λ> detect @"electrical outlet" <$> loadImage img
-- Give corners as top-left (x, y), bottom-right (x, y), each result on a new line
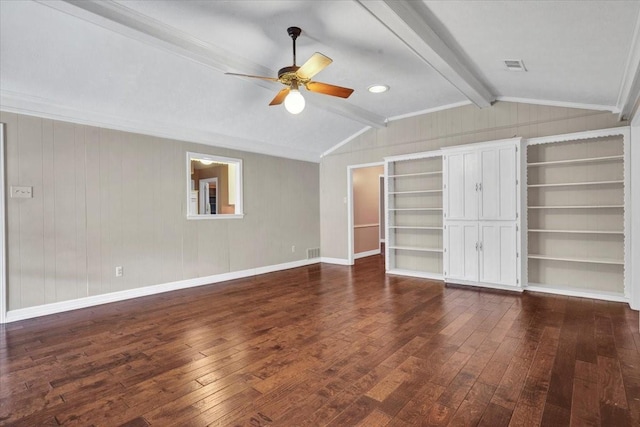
top-left (115, 266), bottom-right (123, 277)
top-left (291, 245), bottom-right (295, 253)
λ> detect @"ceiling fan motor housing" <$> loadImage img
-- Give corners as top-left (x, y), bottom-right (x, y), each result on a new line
top-left (278, 66), bottom-right (303, 86)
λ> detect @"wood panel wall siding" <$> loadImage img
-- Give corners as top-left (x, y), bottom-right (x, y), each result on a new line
top-left (1, 257), bottom-right (638, 425)
top-left (320, 101), bottom-right (626, 260)
top-left (1, 111), bottom-right (320, 312)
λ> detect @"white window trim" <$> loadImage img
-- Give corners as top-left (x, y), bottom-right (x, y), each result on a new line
top-left (186, 152), bottom-right (244, 220)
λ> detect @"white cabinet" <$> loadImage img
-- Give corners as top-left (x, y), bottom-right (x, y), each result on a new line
top-left (445, 221), bottom-right (517, 287)
top-left (479, 222), bottom-right (517, 286)
top-left (444, 151), bottom-right (477, 220)
top-left (479, 145), bottom-right (517, 220)
top-left (444, 222), bottom-right (478, 282)
top-left (443, 138), bottom-right (522, 291)
top-left (444, 144), bottom-right (517, 221)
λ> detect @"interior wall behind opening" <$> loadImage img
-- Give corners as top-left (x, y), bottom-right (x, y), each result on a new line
top-left (353, 165), bottom-right (384, 256)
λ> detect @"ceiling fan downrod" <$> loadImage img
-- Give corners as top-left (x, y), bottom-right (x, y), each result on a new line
top-left (287, 26), bottom-right (301, 66)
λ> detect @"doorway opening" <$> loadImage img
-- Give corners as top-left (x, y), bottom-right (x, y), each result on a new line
top-left (347, 162), bottom-right (384, 264)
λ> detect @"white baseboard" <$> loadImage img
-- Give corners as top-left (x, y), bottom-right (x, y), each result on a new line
top-left (445, 279), bottom-right (524, 293)
top-left (386, 269), bottom-right (443, 281)
top-left (525, 284), bottom-right (628, 303)
top-left (320, 257), bottom-right (353, 266)
top-left (354, 249), bottom-right (381, 259)
top-left (4, 258), bottom-right (320, 323)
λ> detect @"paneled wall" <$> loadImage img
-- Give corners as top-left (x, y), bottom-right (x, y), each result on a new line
top-left (320, 101), bottom-right (626, 260)
top-left (2, 111), bottom-right (320, 311)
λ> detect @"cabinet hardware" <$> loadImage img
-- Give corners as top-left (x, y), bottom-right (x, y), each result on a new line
top-left (479, 182), bottom-right (482, 191)
top-left (475, 183), bottom-right (478, 191)
top-left (475, 242), bottom-right (478, 251)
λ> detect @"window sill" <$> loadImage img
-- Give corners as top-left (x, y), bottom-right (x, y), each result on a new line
top-left (187, 214), bottom-right (245, 220)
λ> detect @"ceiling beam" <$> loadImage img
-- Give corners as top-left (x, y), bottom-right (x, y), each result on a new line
top-left (616, 8), bottom-right (640, 121)
top-left (38, 0), bottom-right (386, 128)
top-left (357, 0), bottom-right (494, 108)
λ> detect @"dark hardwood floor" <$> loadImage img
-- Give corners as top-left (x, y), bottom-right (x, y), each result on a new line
top-left (1, 255), bottom-right (639, 426)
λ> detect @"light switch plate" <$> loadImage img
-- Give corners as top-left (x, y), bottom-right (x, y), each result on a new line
top-left (10, 186), bottom-right (32, 198)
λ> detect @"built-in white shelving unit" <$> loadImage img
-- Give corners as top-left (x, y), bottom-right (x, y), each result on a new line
top-left (378, 127), bottom-right (632, 305)
top-left (385, 151), bottom-right (444, 279)
top-left (525, 128), bottom-right (630, 301)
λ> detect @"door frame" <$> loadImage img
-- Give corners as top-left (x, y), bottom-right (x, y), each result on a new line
top-left (1, 123), bottom-right (6, 324)
top-left (379, 174), bottom-right (385, 247)
top-left (347, 162), bottom-right (384, 265)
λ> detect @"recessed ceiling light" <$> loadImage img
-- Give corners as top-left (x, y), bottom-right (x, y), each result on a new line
top-left (368, 84), bottom-right (389, 93)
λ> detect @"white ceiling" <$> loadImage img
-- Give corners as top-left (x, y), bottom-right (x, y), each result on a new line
top-left (1, 0), bottom-right (639, 162)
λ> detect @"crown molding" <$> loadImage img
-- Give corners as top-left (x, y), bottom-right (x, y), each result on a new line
top-left (357, 0), bottom-right (494, 108)
top-left (321, 100), bottom-right (472, 158)
top-left (495, 96), bottom-right (618, 114)
top-left (387, 100), bottom-right (473, 122)
top-left (0, 90), bottom-right (320, 163)
top-left (321, 126), bottom-right (372, 158)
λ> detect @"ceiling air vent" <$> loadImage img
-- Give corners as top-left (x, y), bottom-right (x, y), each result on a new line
top-left (504, 59), bottom-right (527, 72)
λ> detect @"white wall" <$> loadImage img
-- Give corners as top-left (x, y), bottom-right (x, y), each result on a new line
top-left (1, 111), bottom-right (320, 313)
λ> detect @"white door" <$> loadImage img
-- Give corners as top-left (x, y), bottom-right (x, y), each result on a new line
top-left (479, 145), bottom-right (517, 220)
top-left (479, 222), bottom-right (517, 286)
top-left (444, 151), bottom-right (478, 221)
top-left (445, 222), bottom-right (478, 282)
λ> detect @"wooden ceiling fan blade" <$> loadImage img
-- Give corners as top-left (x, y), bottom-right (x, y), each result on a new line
top-left (296, 53), bottom-right (332, 80)
top-left (225, 72), bottom-right (278, 82)
top-left (305, 81), bottom-right (354, 98)
top-left (269, 88), bottom-right (290, 105)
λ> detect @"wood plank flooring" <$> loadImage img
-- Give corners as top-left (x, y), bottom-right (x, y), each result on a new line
top-left (1, 255), bottom-right (639, 426)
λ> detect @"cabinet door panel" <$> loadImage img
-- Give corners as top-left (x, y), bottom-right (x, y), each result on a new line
top-left (445, 222), bottom-right (478, 281)
top-left (479, 145), bottom-right (517, 220)
top-left (479, 223), bottom-right (517, 286)
top-left (445, 152), bottom-right (477, 220)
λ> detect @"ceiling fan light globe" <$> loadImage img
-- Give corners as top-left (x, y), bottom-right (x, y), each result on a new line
top-left (284, 89), bottom-right (305, 114)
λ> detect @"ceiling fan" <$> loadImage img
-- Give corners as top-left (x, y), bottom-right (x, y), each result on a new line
top-left (225, 26), bottom-right (354, 114)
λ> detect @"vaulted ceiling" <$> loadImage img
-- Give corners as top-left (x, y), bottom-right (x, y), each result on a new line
top-left (1, 1), bottom-right (639, 162)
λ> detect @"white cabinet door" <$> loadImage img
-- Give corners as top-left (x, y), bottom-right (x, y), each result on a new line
top-left (479, 145), bottom-right (517, 220)
top-left (445, 222), bottom-right (478, 281)
top-left (444, 151), bottom-right (477, 221)
top-left (479, 222), bottom-right (517, 286)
